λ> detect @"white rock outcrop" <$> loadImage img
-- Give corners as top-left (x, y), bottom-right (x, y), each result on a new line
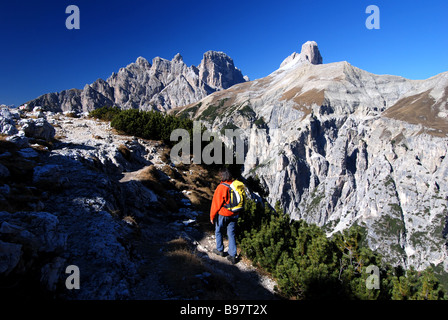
top-left (0, 107), bottom-right (19, 136)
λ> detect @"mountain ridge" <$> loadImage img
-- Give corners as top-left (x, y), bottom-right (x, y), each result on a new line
top-left (25, 51), bottom-right (247, 113)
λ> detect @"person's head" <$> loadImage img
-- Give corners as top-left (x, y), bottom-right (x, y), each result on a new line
top-left (219, 167), bottom-right (233, 181)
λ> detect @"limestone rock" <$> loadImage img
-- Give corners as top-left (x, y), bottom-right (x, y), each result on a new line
top-left (40, 257), bottom-right (67, 291)
top-left (19, 118), bottom-right (56, 141)
top-left (198, 51), bottom-right (246, 90)
top-left (299, 41), bottom-right (323, 65)
top-left (33, 164), bottom-right (64, 187)
top-left (0, 107), bottom-right (18, 136)
top-left (6, 134), bottom-right (29, 148)
top-left (0, 163), bottom-right (10, 178)
top-left (280, 41), bottom-right (323, 68)
top-left (0, 240), bottom-right (22, 275)
top-left (25, 51), bottom-right (247, 112)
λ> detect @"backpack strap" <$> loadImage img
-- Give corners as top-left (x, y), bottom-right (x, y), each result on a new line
top-left (220, 182), bottom-right (231, 188)
top-left (220, 182), bottom-right (232, 209)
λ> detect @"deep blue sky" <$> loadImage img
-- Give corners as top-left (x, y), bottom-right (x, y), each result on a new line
top-left (1, 0), bottom-right (447, 106)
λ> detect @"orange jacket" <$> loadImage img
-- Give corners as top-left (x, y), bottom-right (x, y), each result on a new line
top-left (210, 180), bottom-right (237, 223)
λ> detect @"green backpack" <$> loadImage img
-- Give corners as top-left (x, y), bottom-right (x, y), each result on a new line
top-left (221, 180), bottom-right (248, 213)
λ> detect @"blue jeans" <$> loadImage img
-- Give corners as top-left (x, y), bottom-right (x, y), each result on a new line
top-left (215, 214), bottom-right (238, 257)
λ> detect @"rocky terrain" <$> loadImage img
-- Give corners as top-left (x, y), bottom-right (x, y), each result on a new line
top-left (3, 40), bottom-right (447, 298)
top-left (25, 51), bottom-right (247, 113)
top-left (173, 41), bottom-right (448, 273)
top-left (0, 107), bottom-right (276, 300)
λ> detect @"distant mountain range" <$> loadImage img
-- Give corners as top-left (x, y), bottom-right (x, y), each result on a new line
top-left (26, 51), bottom-right (248, 112)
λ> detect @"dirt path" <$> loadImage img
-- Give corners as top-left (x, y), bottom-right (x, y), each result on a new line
top-left (126, 211), bottom-right (279, 300)
top-left (194, 231), bottom-right (279, 299)
top-left (119, 164), bottom-right (279, 300)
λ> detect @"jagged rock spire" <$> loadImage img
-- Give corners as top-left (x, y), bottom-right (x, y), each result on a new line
top-left (299, 41), bottom-right (323, 65)
top-left (280, 40), bottom-right (323, 68)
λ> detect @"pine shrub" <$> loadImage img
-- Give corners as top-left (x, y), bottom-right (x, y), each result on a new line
top-left (89, 106), bottom-right (195, 147)
top-left (237, 199), bottom-right (446, 300)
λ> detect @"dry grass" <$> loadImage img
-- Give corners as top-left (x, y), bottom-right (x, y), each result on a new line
top-left (184, 190), bottom-right (209, 211)
top-left (280, 87), bottom-right (325, 119)
top-left (160, 164), bottom-right (180, 179)
top-left (383, 88), bottom-right (448, 137)
top-left (293, 88), bottom-right (325, 106)
top-left (64, 111), bottom-right (79, 118)
top-left (252, 75), bottom-right (274, 90)
top-left (122, 215), bottom-right (138, 227)
top-left (135, 165), bottom-right (160, 184)
top-left (161, 237), bottom-right (235, 299)
top-left (159, 148), bottom-right (171, 163)
top-left (166, 237), bottom-right (191, 251)
top-left (177, 163), bottom-right (216, 213)
top-left (53, 134), bottom-right (67, 140)
top-left (117, 144), bottom-right (131, 161)
top-left (134, 165), bottom-right (182, 212)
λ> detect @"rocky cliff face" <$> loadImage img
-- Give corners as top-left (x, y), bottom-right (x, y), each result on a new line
top-left (26, 52), bottom-right (247, 113)
top-left (174, 41), bottom-right (448, 272)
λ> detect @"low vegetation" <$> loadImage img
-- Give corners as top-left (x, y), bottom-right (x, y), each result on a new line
top-left (90, 106), bottom-right (195, 147)
top-left (237, 199), bottom-right (446, 300)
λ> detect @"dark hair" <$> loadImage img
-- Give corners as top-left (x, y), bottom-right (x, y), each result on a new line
top-left (219, 168), bottom-right (233, 181)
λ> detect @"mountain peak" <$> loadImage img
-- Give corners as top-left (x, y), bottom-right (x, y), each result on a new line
top-left (280, 40), bottom-right (323, 68)
top-left (199, 50), bottom-right (246, 90)
top-left (300, 41), bottom-right (323, 65)
top-left (136, 56), bottom-right (151, 68)
top-left (203, 50), bottom-right (231, 59)
top-left (173, 53), bottom-right (183, 62)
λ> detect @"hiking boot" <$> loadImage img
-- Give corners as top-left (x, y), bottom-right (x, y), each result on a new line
top-left (213, 249), bottom-right (225, 257)
top-left (227, 255), bottom-right (237, 264)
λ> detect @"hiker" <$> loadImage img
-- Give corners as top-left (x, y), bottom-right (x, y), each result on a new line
top-left (210, 168), bottom-right (246, 264)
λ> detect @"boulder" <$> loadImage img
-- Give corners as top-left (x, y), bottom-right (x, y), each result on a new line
top-left (17, 147), bottom-right (39, 159)
top-left (0, 107), bottom-right (18, 136)
top-left (0, 240), bottom-right (22, 275)
top-left (0, 163), bottom-right (10, 178)
top-left (0, 211), bottom-right (67, 275)
top-left (20, 118), bottom-right (56, 141)
top-left (33, 164), bottom-right (64, 186)
top-left (6, 134), bottom-right (29, 148)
